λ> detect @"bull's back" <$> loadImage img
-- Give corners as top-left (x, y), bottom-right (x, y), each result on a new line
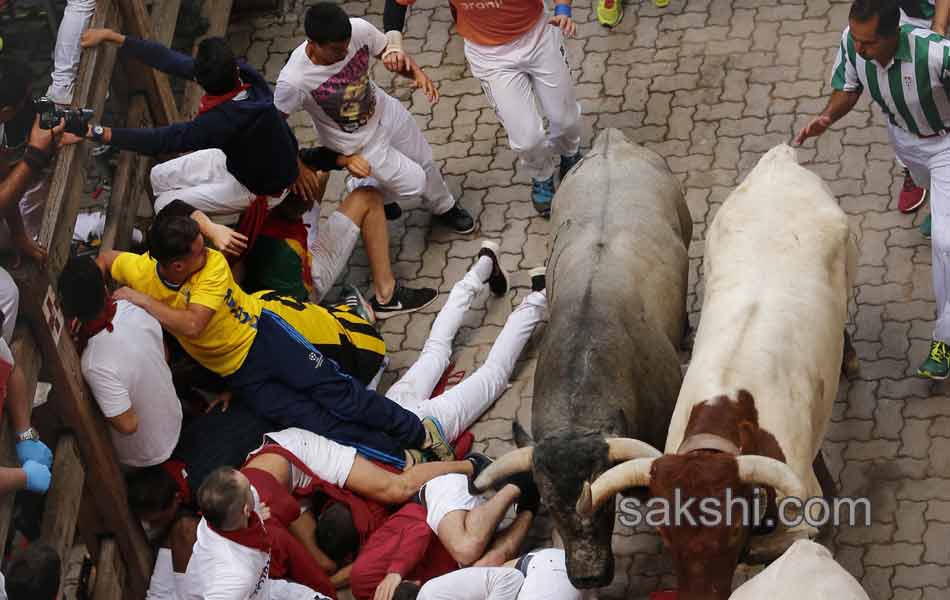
top-left (669, 145), bottom-right (855, 477)
top-left (534, 129), bottom-right (691, 444)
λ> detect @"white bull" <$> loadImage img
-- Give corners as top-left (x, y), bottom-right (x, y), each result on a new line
top-left (729, 540), bottom-right (869, 600)
top-left (577, 144), bottom-right (857, 600)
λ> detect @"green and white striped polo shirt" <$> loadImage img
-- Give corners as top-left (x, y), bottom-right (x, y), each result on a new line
top-left (831, 25), bottom-right (950, 136)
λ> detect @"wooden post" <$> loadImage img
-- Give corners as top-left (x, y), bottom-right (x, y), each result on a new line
top-left (181, 0), bottom-right (235, 119)
top-left (100, 96), bottom-right (152, 252)
top-left (112, 0), bottom-right (181, 126)
top-left (39, 434), bottom-right (85, 599)
top-left (151, 0), bottom-right (184, 46)
top-left (92, 538), bottom-right (125, 600)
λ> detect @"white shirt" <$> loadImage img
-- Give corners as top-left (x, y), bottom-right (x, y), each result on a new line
top-left (81, 300), bottom-right (182, 467)
top-left (418, 568), bottom-right (524, 600)
top-left (274, 18), bottom-right (389, 155)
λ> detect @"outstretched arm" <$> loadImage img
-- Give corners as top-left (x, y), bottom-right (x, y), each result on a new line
top-left (935, 0), bottom-right (950, 36)
top-left (793, 90), bottom-right (861, 145)
top-left (82, 28), bottom-right (196, 79)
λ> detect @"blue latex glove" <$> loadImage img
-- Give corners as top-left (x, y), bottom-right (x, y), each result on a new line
top-left (17, 439), bottom-right (52, 469)
top-left (22, 460), bottom-right (51, 493)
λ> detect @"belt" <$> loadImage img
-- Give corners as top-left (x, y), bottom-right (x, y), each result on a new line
top-left (918, 129), bottom-right (950, 139)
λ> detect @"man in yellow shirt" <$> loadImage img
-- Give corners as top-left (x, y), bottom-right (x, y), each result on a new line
top-left (96, 210), bottom-right (452, 467)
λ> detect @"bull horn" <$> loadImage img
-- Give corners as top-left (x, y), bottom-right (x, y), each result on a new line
top-left (576, 458), bottom-right (656, 517)
top-left (473, 447), bottom-right (534, 492)
top-left (606, 438), bottom-right (663, 462)
top-left (736, 455), bottom-right (806, 500)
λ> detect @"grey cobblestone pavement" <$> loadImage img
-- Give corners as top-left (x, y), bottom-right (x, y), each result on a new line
top-left (229, 1), bottom-right (949, 597)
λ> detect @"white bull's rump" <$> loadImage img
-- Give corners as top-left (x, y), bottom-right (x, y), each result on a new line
top-left (729, 540), bottom-right (869, 599)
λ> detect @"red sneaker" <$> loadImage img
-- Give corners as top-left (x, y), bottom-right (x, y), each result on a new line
top-left (899, 169), bottom-right (927, 213)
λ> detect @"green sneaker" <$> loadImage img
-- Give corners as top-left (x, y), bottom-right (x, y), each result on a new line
top-left (921, 213), bottom-right (932, 240)
top-left (596, 0), bottom-right (623, 27)
top-left (421, 417), bottom-right (455, 461)
top-left (917, 340), bottom-right (950, 380)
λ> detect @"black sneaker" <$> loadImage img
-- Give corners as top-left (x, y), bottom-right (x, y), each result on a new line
top-left (501, 471), bottom-right (540, 514)
top-left (371, 285), bottom-right (438, 319)
top-left (433, 203), bottom-right (476, 234)
top-left (529, 267), bottom-right (546, 292)
top-left (465, 452), bottom-right (494, 495)
top-left (477, 241), bottom-right (509, 296)
top-left (384, 202), bottom-right (403, 220)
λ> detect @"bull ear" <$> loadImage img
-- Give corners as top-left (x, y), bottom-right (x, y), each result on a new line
top-left (513, 421), bottom-right (535, 448)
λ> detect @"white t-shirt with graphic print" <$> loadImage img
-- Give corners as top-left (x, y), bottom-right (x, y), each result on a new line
top-left (274, 18), bottom-right (389, 155)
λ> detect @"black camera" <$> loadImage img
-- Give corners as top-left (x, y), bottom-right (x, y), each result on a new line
top-left (34, 97), bottom-right (94, 137)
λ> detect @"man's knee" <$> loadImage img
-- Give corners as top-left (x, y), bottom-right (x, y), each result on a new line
top-left (508, 125), bottom-right (546, 156)
top-left (339, 187), bottom-right (384, 223)
top-left (444, 535), bottom-right (483, 566)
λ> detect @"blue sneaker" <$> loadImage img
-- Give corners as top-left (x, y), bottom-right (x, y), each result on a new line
top-left (531, 177), bottom-right (555, 218)
top-left (559, 151), bottom-right (583, 181)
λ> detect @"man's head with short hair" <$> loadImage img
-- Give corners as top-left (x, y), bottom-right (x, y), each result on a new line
top-left (304, 3), bottom-right (352, 65)
top-left (0, 57), bottom-right (32, 123)
top-left (58, 255), bottom-right (107, 324)
top-left (5, 543), bottom-right (60, 600)
top-left (316, 501), bottom-right (360, 564)
top-left (197, 467), bottom-right (252, 531)
top-left (849, 0), bottom-right (901, 63)
top-left (148, 211), bottom-right (207, 281)
top-left (194, 37), bottom-right (240, 95)
top-left (127, 465), bottom-right (184, 533)
top-left (393, 582), bottom-right (421, 600)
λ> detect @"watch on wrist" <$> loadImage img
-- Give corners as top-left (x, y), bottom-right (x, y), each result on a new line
top-left (16, 427), bottom-right (38, 442)
top-left (90, 125), bottom-right (106, 143)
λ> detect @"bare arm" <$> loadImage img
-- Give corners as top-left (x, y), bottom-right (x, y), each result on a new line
top-left (330, 563), bottom-right (352, 589)
top-left (935, 0), bottom-right (950, 35)
top-left (113, 287), bottom-right (215, 338)
top-left (288, 511), bottom-right (338, 573)
top-left (95, 250), bottom-right (124, 278)
top-left (107, 407), bottom-right (139, 435)
top-left (793, 90), bottom-right (861, 145)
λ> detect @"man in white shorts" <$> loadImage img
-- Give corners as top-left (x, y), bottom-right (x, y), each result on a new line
top-left (411, 548), bottom-right (582, 600)
top-left (383, 0), bottom-right (582, 217)
top-left (274, 3), bottom-right (475, 235)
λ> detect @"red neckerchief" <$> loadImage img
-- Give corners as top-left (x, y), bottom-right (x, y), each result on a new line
top-left (211, 512), bottom-right (271, 553)
top-left (76, 296), bottom-right (118, 352)
top-left (228, 195), bottom-right (270, 265)
top-left (160, 458), bottom-right (192, 507)
top-left (246, 444), bottom-right (392, 545)
top-left (198, 81), bottom-right (251, 115)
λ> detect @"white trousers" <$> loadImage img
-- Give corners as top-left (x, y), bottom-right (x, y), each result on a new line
top-left (0, 267), bottom-right (19, 345)
top-left (47, 0), bottom-right (97, 105)
top-left (386, 257), bottom-right (547, 442)
top-left (889, 122), bottom-right (950, 342)
top-left (347, 92), bottom-right (455, 214)
top-left (309, 211), bottom-right (360, 303)
top-left (151, 149), bottom-right (284, 217)
top-left (465, 16), bottom-right (581, 181)
top-left (145, 548), bottom-right (181, 600)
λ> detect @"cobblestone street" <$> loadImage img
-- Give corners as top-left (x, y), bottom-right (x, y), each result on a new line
top-left (229, 1), bottom-right (950, 597)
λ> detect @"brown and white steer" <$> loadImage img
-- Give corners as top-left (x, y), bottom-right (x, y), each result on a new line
top-left (577, 144), bottom-right (857, 600)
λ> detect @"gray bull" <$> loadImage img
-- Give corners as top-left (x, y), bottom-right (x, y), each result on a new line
top-left (474, 128), bottom-right (692, 588)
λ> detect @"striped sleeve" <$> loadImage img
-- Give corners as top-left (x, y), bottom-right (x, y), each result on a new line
top-left (942, 42), bottom-right (950, 82)
top-left (831, 28), bottom-right (863, 92)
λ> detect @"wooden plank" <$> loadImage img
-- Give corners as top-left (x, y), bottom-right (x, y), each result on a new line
top-left (11, 272), bottom-right (153, 598)
top-left (113, 0), bottom-right (181, 126)
top-left (151, 0), bottom-right (183, 46)
top-left (181, 0), bottom-right (235, 120)
top-left (38, 0), bottom-right (119, 276)
top-left (100, 96), bottom-right (152, 252)
top-left (91, 538), bottom-right (124, 600)
top-left (39, 433), bottom-right (85, 598)
top-left (0, 326), bottom-right (42, 563)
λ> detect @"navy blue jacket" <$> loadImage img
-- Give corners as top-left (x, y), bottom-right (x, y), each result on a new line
top-left (110, 37), bottom-right (299, 196)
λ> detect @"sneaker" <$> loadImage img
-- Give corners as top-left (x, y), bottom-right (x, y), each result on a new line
top-left (371, 285), bottom-right (438, 319)
top-left (918, 340), bottom-right (950, 380)
top-left (433, 203), bottom-right (476, 234)
top-left (531, 177), bottom-right (555, 218)
top-left (655, 0), bottom-right (670, 6)
top-left (529, 266), bottom-right (546, 292)
top-left (921, 213), bottom-right (932, 239)
top-left (559, 151), bottom-right (583, 181)
top-left (898, 169), bottom-right (927, 213)
top-left (421, 417), bottom-right (455, 461)
top-left (596, 0), bottom-right (623, 26)
top-left (342, 284), bottom-right (376, 325)
top-left (500, 471), bottom-right (541, 514)
top-left (477, 241), bottom-right (509, 296)
top-left (384, 202), bottom-right (403, 221)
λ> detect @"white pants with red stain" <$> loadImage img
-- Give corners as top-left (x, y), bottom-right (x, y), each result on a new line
top-left (889, 122), bottom-right (950, 343)
top-left (385, 256), bottom-right (547, 443)
top-left (464, 16), bottom-right (582, 182)
top-left (346, 91), bottom-right (455, 215)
